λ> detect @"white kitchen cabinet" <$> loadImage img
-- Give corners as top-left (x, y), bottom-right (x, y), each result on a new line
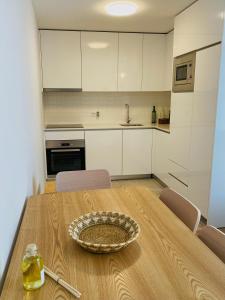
top-left (118, 33), bottom-right (143, 91)
top-left (45, 130), bottom-right (84, 141)
top-left (123, 129), bottom-right (152, 175)
top-left (40, 30), bottom-right (81, 89)
top-left (169, 92), bottom-right (193, 169)
top-left (164, 31), bottom-right (174, 91)
top-left (142, 34), bottom-right (166, 91)
top-left (85, 130), bottom-right (122, 176)
top-left (152, 130), bottom-right (170, 185)
top-left (173, 0), bottom-right (224, 57)
top-left (188, 44), bottom-right (221, 218)
top-left (81, 32), bottom-right (118, 91)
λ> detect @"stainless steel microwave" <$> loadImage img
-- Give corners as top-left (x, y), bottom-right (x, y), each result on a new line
top-left (173, 52), bottom-right (196, 92)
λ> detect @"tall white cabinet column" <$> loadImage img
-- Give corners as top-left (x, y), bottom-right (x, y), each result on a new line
top-left (189, 44), bottom-right (222, 218)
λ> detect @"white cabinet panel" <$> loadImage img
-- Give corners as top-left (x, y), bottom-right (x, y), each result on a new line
top-left (167, 173), bottom-right (188, 199)
top-left (164, 31), bottom-right (174, 91)
top-left (40, 30), bottom-right (81, 89)
top-left (169, 93), bottom-right (193, 169)
top-left (142, 34), bottom-right (166, 91)
top-left (85, 130), bottom-right (122, 176)
top-left (118, 33), bottom-right (143, 91)
top-left (174, 0), bottom-right (224, 57)
top-left (189, 45), bottom-right (221, 218)
top-left (152, 130), bottom-right (170, 185)
top-left (123, 129), bottom-right (152, 175)
top-left (81, 32), bottom-right (118, 91)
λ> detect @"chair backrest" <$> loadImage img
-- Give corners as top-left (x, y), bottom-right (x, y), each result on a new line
top-left (56, 169), bottom-right (111, 192)
top-left (197, 225), bottom-right (225, 263)
top-left (159, 188), bottom-right (201, 233)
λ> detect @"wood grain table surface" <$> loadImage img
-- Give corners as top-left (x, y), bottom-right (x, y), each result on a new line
top-left (1, 186), bottom-right (225, 300)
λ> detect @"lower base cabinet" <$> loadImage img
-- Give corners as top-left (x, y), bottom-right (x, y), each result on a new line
top-left (85, 130), bottom-right (122, 176)
top-left (152, 130), bottom-right (170, 185)
top-left (123, 129), bottom-right (152, 175)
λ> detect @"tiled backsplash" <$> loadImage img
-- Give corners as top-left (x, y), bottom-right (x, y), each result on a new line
top-left (43, 91), bottom-right (171, 125)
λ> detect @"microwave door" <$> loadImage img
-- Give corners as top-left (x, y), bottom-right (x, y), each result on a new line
top-left (175, 64), bottom-right (188, 84)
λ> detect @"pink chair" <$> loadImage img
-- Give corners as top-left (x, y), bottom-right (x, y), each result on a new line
top-left (197, 225), bottom-right (225, 263)
top-left (56, 169), bottom-right (111, 192)
top-left (159, 188), bottom-right (201, 233)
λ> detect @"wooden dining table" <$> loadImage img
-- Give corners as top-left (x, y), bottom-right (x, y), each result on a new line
top-left (1, 186), bottom-right (225, 300)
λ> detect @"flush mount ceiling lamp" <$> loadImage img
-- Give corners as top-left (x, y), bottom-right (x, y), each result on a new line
top-left (88, 42), bottom-right (109, 49)
top-left (105, 1), bottom-right (138, 16)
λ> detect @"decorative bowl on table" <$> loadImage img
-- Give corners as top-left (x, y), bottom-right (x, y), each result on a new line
top-left (68, 211), bottom-right (140, 253)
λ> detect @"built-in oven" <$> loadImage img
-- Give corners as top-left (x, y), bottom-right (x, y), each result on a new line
top-left (173, 52), bottom-right (196, 92)
top-left (46, 139), bottom-right (85, 178)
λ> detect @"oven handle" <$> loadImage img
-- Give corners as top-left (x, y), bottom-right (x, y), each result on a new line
top-left (51, 149), bottom-right (81, 153)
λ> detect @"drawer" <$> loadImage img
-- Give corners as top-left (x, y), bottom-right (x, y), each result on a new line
top-left (45, 131), bottom-right (85, 140)
top-left (167, 172), bottom-right (188, 198)
top-left (168, 160), bottom-right (189, 186)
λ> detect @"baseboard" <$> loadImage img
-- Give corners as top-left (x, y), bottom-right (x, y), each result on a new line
top-left (111, 174), bottom-right (152, 181)
top-left (0, 198), bottom-right (27, 295)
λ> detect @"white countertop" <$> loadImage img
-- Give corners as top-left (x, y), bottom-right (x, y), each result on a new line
top-left (44, 123), bottom-right (170, 133)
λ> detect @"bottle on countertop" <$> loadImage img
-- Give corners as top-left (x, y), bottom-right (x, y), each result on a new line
top-left (152, 106), bottom-right (157, 124)
top-left (21, 244), bottom-right (45, 290)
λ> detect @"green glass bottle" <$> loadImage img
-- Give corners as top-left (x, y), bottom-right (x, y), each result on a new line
top-left (152, 106), bottom-right (157, 124)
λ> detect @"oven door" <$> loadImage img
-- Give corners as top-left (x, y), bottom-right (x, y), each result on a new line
top-left (46, 148), bottom-right (85, 176)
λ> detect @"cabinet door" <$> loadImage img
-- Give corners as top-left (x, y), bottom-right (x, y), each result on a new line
top-left (142, 34), bottom-right (166, 91)
top-left (169, 92), bottom-right (193, 169)
top-left (40, 30), bottom-right (81, 89)
top-left (81, 32), bottom-right (118, 91)
top-left (118, 33), bottom-right (143, 91)
top-left (173, 0), bottom-right (224, 57)
top-left (152, 130), bottom-right (170, 185)
top-left (123, 129), bottom-right (152, 175)
top-left (85, 130), bottom-right (122, 176)
top-left (189, 45), bottom-right (221, 217)
top-left (164, 31), bottom-right (174, 91)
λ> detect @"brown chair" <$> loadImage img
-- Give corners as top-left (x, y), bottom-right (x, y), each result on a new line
top-left (56, 169), bottom-right (111, 192)
top-left (197, 225), bottom-right (225, 263)
top-left (159, 188), bottom-right (201, 233)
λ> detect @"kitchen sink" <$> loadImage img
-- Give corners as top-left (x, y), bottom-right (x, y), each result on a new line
top-left (120, 123), bottom-right (144, 127)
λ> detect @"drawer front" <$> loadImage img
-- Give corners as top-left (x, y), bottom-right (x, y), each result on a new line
top-left (168, 160), bottom-right (189, 186)
top-left (167, 172), bottom-right (188, 198)
top-left (45, 131), bottom-right (85, 140)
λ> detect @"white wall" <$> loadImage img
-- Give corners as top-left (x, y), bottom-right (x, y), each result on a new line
top-left (43, 91), bottom-right (171, 125)
top-left (0, 0), bottom-right (45, 280)
top-left (208, 21), bottom-right (225, 227)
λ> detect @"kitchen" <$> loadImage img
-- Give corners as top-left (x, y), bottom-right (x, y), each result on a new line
top-left (1, 0), bottom-right (225, 299)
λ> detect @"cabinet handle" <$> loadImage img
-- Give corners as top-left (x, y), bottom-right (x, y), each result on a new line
top-left (51, 149), bottom-right (81, 153)
top-left (168, 172), bottom-right (188, 187)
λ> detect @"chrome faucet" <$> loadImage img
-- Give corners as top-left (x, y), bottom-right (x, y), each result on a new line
top-left (125, 104), bottom-right (131, 124)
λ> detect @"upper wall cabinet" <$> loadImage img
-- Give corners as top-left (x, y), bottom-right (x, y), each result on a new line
top-left (142, 34), bottom-right (166, 91)
top-left (164, 31), bottom-right (174, 91)
top-left (81, 32), bottom-right (118, 91)
top-left (40, 30), bottom-right (81, 89)
top-left (118, 33), bottom-right (143, 91)
top-left (173, 0), bottom-right (225, 57)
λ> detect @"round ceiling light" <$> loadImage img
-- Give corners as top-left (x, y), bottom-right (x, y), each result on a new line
top-left (105, 1), bottom-right (138, 16)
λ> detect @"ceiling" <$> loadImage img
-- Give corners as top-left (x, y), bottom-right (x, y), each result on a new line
top-left (32, 0), bottom-right (197, 33)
